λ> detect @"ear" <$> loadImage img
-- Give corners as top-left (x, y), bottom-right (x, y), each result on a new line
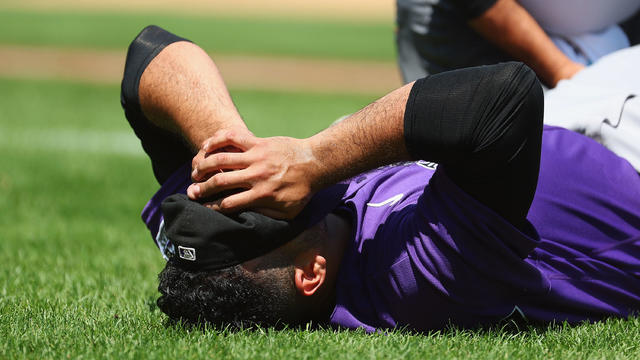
top-left (293, 255), bottom-right (327, 297)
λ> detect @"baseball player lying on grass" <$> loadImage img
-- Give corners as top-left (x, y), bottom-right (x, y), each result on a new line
top-left (121, 26), bottom-right (640, 332)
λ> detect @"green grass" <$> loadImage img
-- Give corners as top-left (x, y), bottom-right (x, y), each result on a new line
top-left (0, 77), bottom-right (374, 137)
top-left (2, 78), bottom-right (640, 359)
top-left (0, 9), bottom-right (395, 61)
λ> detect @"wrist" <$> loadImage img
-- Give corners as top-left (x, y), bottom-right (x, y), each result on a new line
top-left (549, 59), bottom-right (584, 87)
top-left (302, 135), bottom-right (336, 192)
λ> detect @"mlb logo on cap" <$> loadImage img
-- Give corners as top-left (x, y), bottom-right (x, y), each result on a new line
top-left (178, 246), bottom-right (196, 261)
top-left (160, 191), bottom-right (346, 271)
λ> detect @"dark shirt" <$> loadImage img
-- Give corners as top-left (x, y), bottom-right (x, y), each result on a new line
top-left (396, 0), bottom-right (511, 81)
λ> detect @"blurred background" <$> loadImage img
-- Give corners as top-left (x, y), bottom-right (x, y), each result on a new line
top-left (4, 1), bottom-right (640, 358)
top-left (0, 0), bottom-right (400, 95)
top-left (0, 1), bottom-right (400, 355)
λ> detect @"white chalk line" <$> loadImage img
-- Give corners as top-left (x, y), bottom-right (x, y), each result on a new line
top-left (0, 127), bottom-right (145, 156)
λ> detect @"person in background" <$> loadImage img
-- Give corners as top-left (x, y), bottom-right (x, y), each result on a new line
top-left (396, 0), bottom-right (640, 87)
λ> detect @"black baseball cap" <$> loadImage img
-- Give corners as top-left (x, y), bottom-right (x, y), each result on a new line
top-left (160, 184), bottom-right (348, 272)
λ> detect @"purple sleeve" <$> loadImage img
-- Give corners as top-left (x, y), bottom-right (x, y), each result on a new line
top-left (387, 168), bottom-right (548, 330)
top-left (332, 127), bottom-right (640, 332)
top-left (142, 163), bottom-right (191, 242)
top-left (330, 163), bottom-right (548, 331)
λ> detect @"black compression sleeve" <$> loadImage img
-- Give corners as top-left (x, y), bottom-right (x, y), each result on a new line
top-left (121, 25), bottom-right (190, 115)
top-left (120, 25), bottom-right (194, 184)
top-left (404, 62), bottom-right (543, 228)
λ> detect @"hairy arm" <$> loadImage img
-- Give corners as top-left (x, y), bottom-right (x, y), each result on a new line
top-left (469, 0), bottom-right (584, 87)
top-left (188, 83), bottom-right (413, 218)
top-left (190, 63), bottom-right (544, 226)
top-left (137, 40), bottom-right (249, 151)
top-left (305, 83), bottom-right (413, 189)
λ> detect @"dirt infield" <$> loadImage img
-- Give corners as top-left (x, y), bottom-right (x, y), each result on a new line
top-left (1, 0), bottom-right (393, 21)
top-left (0, 46), bottom-right (401, 94)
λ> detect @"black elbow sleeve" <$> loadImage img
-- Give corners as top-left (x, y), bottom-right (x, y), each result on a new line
top-left (403, 62), bottom-right (543, 175)
top-left (403, 62), bottom-right (543, 227)
top-left (120, 25), bottom-right (190, 115)
top-left (119, 26), bottom-right (193, 184)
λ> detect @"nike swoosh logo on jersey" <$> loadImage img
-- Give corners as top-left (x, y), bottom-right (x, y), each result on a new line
top-left (367, 193), bottom-right (403, 207)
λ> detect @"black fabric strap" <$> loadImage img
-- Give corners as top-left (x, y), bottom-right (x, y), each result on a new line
top-left (120, 25), bottom-right (194, 184)
top-left (404, 62), bottom-right (543, 228)
top-left (121, 25), bottom-right (189, 119)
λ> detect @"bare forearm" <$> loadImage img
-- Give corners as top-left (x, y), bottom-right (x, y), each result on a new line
top-left (188, 82), bottom-right (414, 217)
top-left (469, 0), bottom-right (582, 87)
top-left (138, 41), bottom-right (247, 150)
top-left (304, 83), bottom-right (414, 190)
top-left (189, 63), bottom-right (542, 221)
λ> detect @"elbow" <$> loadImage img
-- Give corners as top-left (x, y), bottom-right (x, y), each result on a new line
top-left (457, 62), bottom-right (544, 173)
top-left (121, 25), bottom-right (157, 112)
top-left (490, 62), bottom-right (544, 138)
top-left (120, 25), bottom-right (186, 113)
top-left (477, 62), bottom-right (544, 171)
top-left (512, 62), bottom-right (544, 138)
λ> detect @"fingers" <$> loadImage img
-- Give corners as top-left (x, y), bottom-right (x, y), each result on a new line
top-left (191, 151), bottom-right (252, 181)
top-left (208, 190), bottom-right (294, 219)
top-left (202, 129), bottom-right (257, 154)
top-left (187, 168), bottom-right (253, 200)
top-left (199, 188), bottom-right (258, 213)
top-left (200, 193), bottom-right (301, 220)
top-left (191, 129), bottom-right (257, 181)
top-left (188, 133), bottom-right (313, 220)
top-left (191, 149), bottom-right (206, 176)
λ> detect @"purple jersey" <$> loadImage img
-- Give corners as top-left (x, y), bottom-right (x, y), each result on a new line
top-left (142, 126), bottom-right (640, 331)
top-left (330, 126), bottom-right (640, 331)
